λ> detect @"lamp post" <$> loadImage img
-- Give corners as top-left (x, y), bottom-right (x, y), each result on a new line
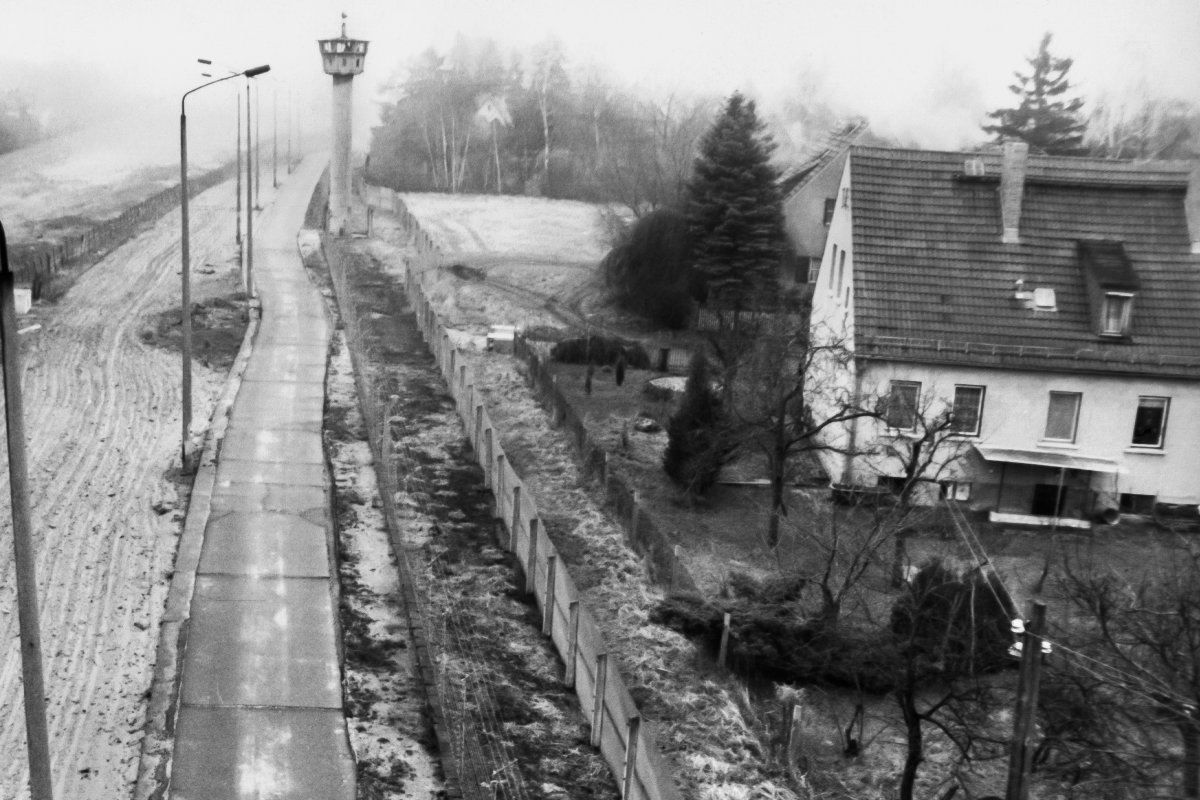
top-left (180, 63), bottom-right (269, 468)
top-left (0, 220), bottom-right (53, 800)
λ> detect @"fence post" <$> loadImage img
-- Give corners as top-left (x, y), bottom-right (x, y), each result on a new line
top-left (542, 554), bottom-right (556, 636)
top-left (525, 518), bottom-right (539, 594)
top-left (591, 653), bottom-right (609, 748)
top-left (449, 345), bottom-right (456, 381)
top-left (459, 364), bottom-right (466, 395)
top-left (630, 491), bottom-right (640, 542)
top-left (670, 544), bottom-right (682, 592)
top-left (484, 429), bottom-right (494, 488)
top-left (510, 485), bottom-right (522, 554)
top-left (495, 454), bottom-right (505, 507)
top-left (622, 716), bottom-right (642, 800)
top-left (475, 404), bottom-right (483, 453)
top-left (718, 612), bottom-right (732, 669)
top-left (565, 601), bottom-right (580, 688)
top-left (602, 451), bottom-right (609, 488)
top-left (658, 347), bottom-right (669, 372)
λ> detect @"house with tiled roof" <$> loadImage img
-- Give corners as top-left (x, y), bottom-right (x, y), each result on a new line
top-left (809, 142), bottom-right (1200, 526)
top-left (778, 120), bottom-right (873, 288)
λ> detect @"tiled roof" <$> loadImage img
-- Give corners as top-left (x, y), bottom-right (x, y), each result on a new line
top-left (849, 146), bottom-right (1200, 378)
top-left (779, 120), bottom-right (870, 198)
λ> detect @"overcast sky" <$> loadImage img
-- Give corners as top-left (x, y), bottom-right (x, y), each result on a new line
top-left (1, 0), bottom-right (1197, 159)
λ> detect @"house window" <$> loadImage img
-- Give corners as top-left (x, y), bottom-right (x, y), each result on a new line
top-left (1044, 391), bottom-right (1082, 443)
top-left (829, 245), bottom-right (838, 290)
top-left (823, 198), bottom-right (836, 226)
top-left (940, 480), bottom-right (971, 502)
top-left (951, 385), bottom-right (985, 436)
top-left (807, 258), bottom-right (821, 284)
top-left (886, 381), bottom-right (921, 431)
top-left (1102, 292), bottom-right (1133, 336)
top-left (836, 250), bottom-right (847, 296)
top-left (1119, 492), bottom-right (1156, 514)
top-left (1131, 396), bottom-right (1169, 448)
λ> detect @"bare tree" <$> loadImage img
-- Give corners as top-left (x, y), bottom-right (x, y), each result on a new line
top-left (1059, 539), bottom-right (1200, 798)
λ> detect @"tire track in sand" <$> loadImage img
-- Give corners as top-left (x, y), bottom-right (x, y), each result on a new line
top-left (0, 185), bottom-right (245, 800)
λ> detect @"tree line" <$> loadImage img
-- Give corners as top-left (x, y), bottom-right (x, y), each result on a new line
top-left (365, 34), bottom-right (714, 210)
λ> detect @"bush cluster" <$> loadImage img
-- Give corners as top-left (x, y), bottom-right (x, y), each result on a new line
top-left (550, 336), bottom-right (650, 368)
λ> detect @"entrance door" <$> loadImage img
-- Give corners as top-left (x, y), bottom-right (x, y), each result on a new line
top-left (1032, 483), bottom-right (1068, 516)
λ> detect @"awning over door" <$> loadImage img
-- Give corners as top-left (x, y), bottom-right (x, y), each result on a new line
top-left (973, 444), bottom-right (1122, 474)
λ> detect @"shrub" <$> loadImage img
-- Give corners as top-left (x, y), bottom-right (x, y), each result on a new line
top-left (550, 335), bottom-right (650, 368)
top-left (663, 353), bottom-right (733, 495)
top-left (601, 208), bottom-right (696, 329)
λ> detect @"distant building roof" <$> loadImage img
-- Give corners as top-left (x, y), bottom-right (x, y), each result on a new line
top-left (779, 120), bottom-right (870, 198)
top-left (849, 146), bottom-right (1200, 378)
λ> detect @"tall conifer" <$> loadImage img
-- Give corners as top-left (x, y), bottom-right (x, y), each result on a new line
top-left (983, 32), bottom-right (1087, 155)
top-left (685, 92), bottom-right (784, 305)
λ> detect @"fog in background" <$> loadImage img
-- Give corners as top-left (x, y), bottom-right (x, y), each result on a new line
top-left (0, 0), bottom-right (1196, 173)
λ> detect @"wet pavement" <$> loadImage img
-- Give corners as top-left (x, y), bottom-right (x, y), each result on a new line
top-left (169, 155), bottom-right (356, 800)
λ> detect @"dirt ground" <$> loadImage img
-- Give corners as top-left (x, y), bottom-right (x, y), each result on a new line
top-left (317, 231), bottom-right (621, 800)
top-left (0, 178), bottom-right (250, 799)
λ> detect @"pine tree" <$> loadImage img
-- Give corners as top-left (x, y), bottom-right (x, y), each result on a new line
top-left (685, 92), bottom-right (784, 306)
top-left (983, 32), bottom-right (1087, 156)
top-left (663, 353), bottom-right (731, 495)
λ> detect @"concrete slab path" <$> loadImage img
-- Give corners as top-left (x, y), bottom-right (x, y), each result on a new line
top-left (171, 156), bottom-right (355, 799)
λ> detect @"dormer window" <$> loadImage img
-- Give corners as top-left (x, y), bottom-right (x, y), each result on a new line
top-left (1101, 292), bottom-right (1133, 337)
top-left (1077, 240), bottom-right (1139, 339)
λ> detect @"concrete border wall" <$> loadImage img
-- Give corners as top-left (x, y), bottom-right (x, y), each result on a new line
top-left (9, 163), bottom-right (235, 297)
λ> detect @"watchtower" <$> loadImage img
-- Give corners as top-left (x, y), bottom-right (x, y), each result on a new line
top-left (317, 14), bottom-right (369, 234)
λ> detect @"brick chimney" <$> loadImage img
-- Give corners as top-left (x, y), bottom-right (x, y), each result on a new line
top-left (1000, 141), bottom-right (1029, 244)
top-left (1189, 164), bottom-right (1200, 255)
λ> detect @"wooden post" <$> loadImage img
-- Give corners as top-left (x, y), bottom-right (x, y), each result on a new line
top-left (670, 544), bottom-right (682, 592)
top-left (542, 554), bottom-right (557, 636)
top-left (622, 716), bottom-right (642, 800)
top-left (658, 347), bottom-right (669, 372)
top-left (510, 485), bottom-right (522, 554)
top-left (484, 429), bottom-right (494, 488)
top-left (591, 653), bottom-right (609, 748)
top-left (525, 518), bottom-right (539, 594)
top-left (1006, 601), bottom-right (1047, 800)
top-left (602, 451), bottom-right (609, 487)
top-left (630, 490), bottom-right (640, 541)
top-left (780, 700), bottom-right (797, 760)
top-left (565, 601), bottom-right (580, 688)
top-left (449, 345), bottom-right (456, 380)
top-left (717, 612), bottom-right (732, 669)
top-left (459, 364), bottom-right (466, 395)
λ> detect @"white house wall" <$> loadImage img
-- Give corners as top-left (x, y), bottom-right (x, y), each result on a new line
top-left (848, 361), bottom-right (1200, 508)
top-left (808, 159), bottom-right (860, 485)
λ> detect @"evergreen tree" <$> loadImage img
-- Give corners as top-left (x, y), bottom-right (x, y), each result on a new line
top-left (685, 92), bottom-right (784, 306)
top-left (983, 32), bottom-right (1087, 155)
top-left (664, 353), bottom-right (731, 495)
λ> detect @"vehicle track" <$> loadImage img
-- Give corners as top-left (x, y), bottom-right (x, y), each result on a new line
top-left (0, 188), bottom-right (239, 800)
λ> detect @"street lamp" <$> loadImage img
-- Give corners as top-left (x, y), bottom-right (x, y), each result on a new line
top-left (180, 62), bottom-right (269, 469)
top-left (0, 220), bottom-right (53, 800)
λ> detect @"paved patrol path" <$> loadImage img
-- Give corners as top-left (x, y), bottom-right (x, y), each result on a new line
top-left (170, 155), bottom-right (356, 799)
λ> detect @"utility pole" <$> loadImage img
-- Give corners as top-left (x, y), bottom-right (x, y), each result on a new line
top-left (287, 88), bottom-right (293, 174)
top-left (254, 81), bottom-right (261, 209)
top-left (0, 219), bottom-right (54, 800)
top-left (246, 83), bottom-right (254, 294)
top-left (1006, 600), bottom-right (1047, 800)
top-left (236, 94), bottom-right (242, 248)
